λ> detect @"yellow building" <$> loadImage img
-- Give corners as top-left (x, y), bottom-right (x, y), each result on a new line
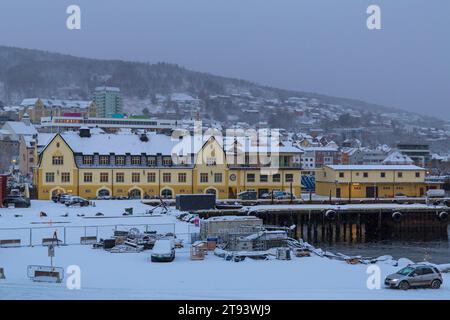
top-left (19, 133), bottom-right (55, 178)
top-left (35, 129), bottom-right (302, 200)
top-left (20, 98), bottom-right (96, 124)
top-left (316, 165), bottom-right (427, 199)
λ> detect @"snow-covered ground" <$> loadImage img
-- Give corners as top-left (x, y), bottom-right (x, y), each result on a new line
top-left (0, 200), bottom-right (449, 300)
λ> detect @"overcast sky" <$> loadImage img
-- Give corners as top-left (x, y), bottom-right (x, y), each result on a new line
top-left (0, 0), bottom-right (449, 119)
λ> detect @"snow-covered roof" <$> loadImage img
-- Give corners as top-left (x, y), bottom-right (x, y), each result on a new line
top-left (244, 230), bottom-right (287, 240)
top-left (22, 135), bottom-right (34, 148)
top-left (60, 131), bottom-right (180, 155)
top-left (382, 151), bottom-right (414, 165)
top-left (23, 133), bottom-right (57, 148)
top-left (341, 147), bottom-right (361, 156)
top-left (432, 154), bottom-right (450, 162)
top-left (95, 86), bottom-right (120, 92)
top-left (2, 105), bottom-right (24, 112)
top-left (326, 165), bottom-right (425, 171)
top-left (299, 146), bottom-right (339, 152)
top-left (20, 98), bottom-right (40, 106)
top-left (223, 136), bottom-right (302, 154)
top-left (2, 121), bottom-right (38, 136)
top-left (20, 98), bottom-right (93, 109)
top-left (170, 93), bottom-right (198, 102)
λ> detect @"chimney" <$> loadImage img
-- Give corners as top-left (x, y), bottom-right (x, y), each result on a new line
top-left (139, 133), bottom-right (149, 142)
top-left (22, 112), bottom-right (31, 126)
top-left (79, 127), bottom-right (91, 138)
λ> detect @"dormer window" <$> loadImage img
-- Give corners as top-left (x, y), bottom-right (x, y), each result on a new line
top-left (99, 156), bottom-right (110, 165)
top-left (163, 157), bottom-right (172, 166)
top-left (131, 156), bottom-right (141, 165)
top-left (83, 156), bottom-right (93, 165)
top-left (115, 156), bottom-right (125, 166)
top-left (147, 156), bottom-right (156, 166)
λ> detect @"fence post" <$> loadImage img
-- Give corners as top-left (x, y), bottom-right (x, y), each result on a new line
top-left (84, 226), bottom-right (87, 240)
top-left (64, 227), bottom-right (66, 245)
top-left (29, 228), bottom-right (32, 247)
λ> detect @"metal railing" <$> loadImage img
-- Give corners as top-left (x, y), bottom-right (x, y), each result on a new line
top-left (0, 223), bottom-right (177, 247)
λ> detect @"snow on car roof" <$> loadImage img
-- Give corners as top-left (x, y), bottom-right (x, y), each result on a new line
top-left (152, 239), bottom-right (173, 254)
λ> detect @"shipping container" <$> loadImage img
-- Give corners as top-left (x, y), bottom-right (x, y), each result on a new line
top-left (175, 194), bottom-right (216, 211)
top-left (0, 175), bottom-right (8, 207)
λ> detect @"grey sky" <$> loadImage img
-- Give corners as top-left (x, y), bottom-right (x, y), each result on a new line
top-left (0, 0), bottom-right (449, 119)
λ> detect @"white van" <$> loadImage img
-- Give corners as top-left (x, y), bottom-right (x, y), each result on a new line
top-left (426, 189), bottom-right (446, 198)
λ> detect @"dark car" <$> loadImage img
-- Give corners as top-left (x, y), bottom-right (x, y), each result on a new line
top-left (237, 190), bottom-right (258, 200)
top-left (261, 190), bottom-right (296, 200)
top-left (65, 196), bottom-right (90, 207)
top-left (3, 196), bottom-right (31, 208)
top-left (52, 193), bottom-right (71, 203)
top-left (96, 195), bottom-right (111, 200)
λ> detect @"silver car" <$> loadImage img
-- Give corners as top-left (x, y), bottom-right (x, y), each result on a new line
top-left (385, 264), bottom-right (443, 290)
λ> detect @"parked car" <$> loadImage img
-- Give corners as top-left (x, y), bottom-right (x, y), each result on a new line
top-left (385, 264), bottom-right (443, 290)
top-left (2, 196), bottom-right (30, 208)
top-left (111, 196), bottom-right (129, 200)
top-left (182, 213), bottom-right (195, 222)
top-left (394, 193), bottom-right (408, 199)
top-left (65, 196), bottom-right (90, 207)
top-left (96, 196), bottom-right (111, 200)
top-left (10, 188), bottom-right (21, 196)
top-left (237, 190), bottom-right (257, 200)
top-left (52, 193), bottom-right (63, 202)
top-left (52, 193), bottom-right (72, 203)
top-left (426, 189), bottom-right (446, 198)
top-left (261, 190), bottom-right (296, 200)
top-left (151, 239), bottom-right (175, 262)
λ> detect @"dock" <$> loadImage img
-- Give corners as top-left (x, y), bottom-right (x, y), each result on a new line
top-left (194, 203), bottom-right (450, 243)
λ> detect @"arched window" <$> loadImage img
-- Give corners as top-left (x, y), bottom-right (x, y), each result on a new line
top-left (129, 189), bottom-right (142, 199)
top-left (161, 189), bottom-right (173, 199)
top-left (98, 189), bottom-right (110, 197)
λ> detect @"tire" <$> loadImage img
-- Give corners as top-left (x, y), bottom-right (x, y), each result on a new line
top-left (431, 280), bottom-right (441, 289)
top-left (325, 210), bottom-right (337, 221)
top-left (438, 212), bottom-right (448, 222)
top-left (398, 281), bottom-right (410, 290)
top-left (392, 211), bottom-right (402, 223)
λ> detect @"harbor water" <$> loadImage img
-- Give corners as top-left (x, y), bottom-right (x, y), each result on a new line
top-left (320, 225), bottom-right (450, 264)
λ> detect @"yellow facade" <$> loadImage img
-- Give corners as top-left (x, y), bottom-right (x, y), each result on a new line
top-left (36, 134), bottom-right (301, 200)
top-left (20, 99), bottom-right (97, 124)
top-left (315, 165), bottom-right (427, 198)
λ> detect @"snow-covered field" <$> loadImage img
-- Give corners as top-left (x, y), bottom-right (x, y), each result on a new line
top-left (0, 200), bottom-right (449, 300)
